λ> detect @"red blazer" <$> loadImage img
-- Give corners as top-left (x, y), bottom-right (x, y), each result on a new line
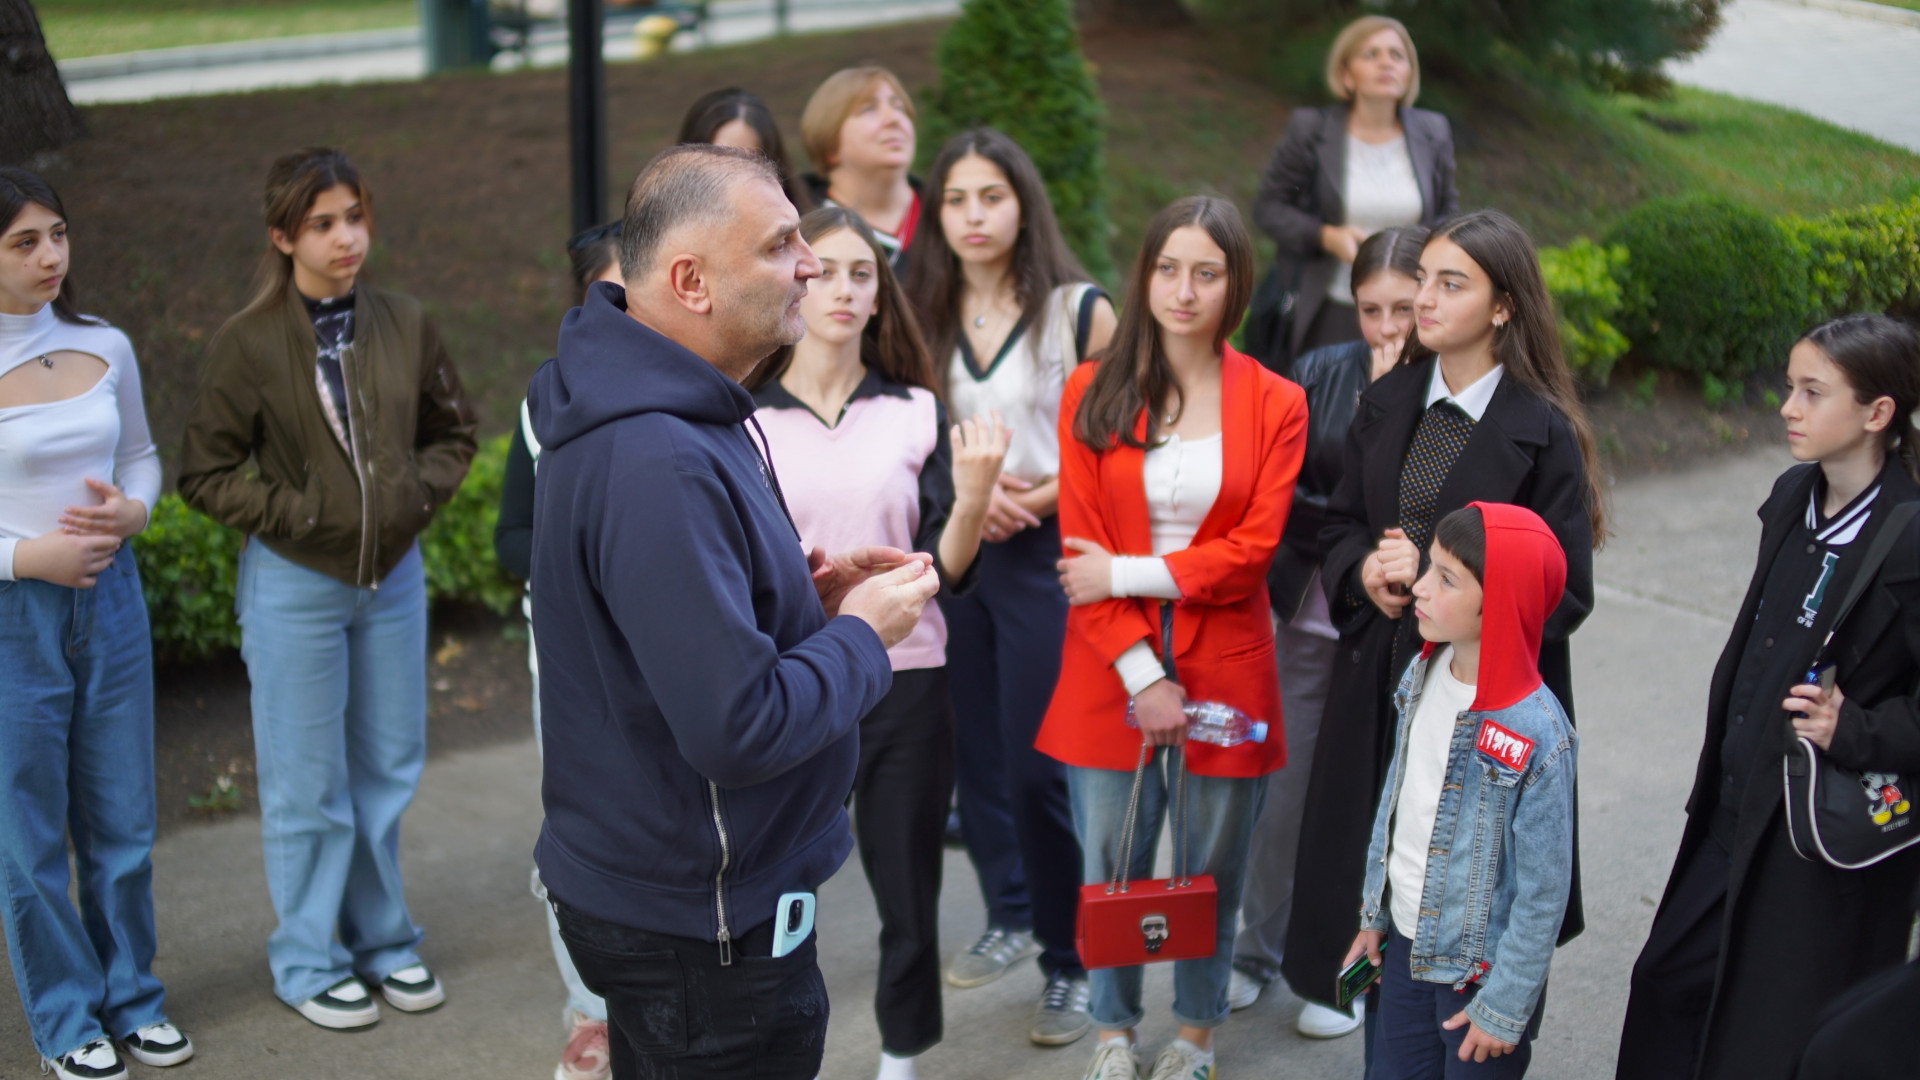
top-left (1036, 346), bottom-right (1308, 778)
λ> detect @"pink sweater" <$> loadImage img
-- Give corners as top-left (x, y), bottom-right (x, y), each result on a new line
top-left (752, 371), bottom-right (954, 672)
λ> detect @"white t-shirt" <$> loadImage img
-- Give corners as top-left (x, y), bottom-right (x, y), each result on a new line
top-left (1330, 134), bottom-right (1424, 306)
top-left (0, 304), bottom-right (162, 581)
top-left (1389, 645), bottom-right (1476, 934)
top-left (947, 282), bottom-right (1100, 483)
top-left (1110, 432), bottom-right (1225, 694)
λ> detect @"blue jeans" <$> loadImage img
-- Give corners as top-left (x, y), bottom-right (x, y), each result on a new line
top-left (1067, 750), bottom-right (1266, 1029)
top-left (237, 540), bottom-right (428, 1004)
top-left (1373, 930), bottom-right (1539, 1079)
top-left (0, 546), bottom-right (167, 1059)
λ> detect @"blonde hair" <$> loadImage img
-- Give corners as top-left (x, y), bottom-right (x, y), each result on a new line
top-left (1326, 15), bottom-right (1420, 107)
top-left (800, 67), bottom-right (916, 172)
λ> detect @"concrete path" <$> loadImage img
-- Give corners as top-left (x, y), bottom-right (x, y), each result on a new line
top-left (1668, 0), bottom-right (1920, 153)
top-left (58, 0), bottom-right (960, 105)
top-left (0, 445), bottom-right (1801, 1079)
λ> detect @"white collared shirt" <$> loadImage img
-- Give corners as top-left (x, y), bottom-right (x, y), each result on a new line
top-left (1424, 361), bottom-right (1504, 422)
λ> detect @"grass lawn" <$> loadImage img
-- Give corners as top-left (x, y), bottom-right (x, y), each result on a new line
top-left (36, 0), bottom-right (418, 59)
top-left (1866, 0), bottom-right (1920, 12)
top-left (33, 18), bottom-right (1917, 478)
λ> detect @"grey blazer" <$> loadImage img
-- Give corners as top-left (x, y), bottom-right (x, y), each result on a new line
top-left (1253, 104), bottom-right (1459, 359)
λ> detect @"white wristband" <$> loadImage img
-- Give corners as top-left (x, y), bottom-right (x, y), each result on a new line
top-left (1114, 640), bottom-right (1166, 696)
top-left (1109, 555), bottom-right (1181, 600)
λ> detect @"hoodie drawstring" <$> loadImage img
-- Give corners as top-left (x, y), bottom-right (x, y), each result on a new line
top-left (746, 414), bottom-right (802, 542)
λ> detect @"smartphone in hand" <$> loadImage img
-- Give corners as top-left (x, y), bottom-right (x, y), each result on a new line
top-left (1336, 952), bottom-right (1382, 1012)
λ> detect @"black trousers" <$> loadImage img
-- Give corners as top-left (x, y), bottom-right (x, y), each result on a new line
top-left (553, 901), bottom-right (828, 1080)
top-left (942, 518), bottom-right (1086, 978)
top-left (1615, 832), bottom-right (1732, 1080)
top-left (852, 667), bottom-right (956, 1056)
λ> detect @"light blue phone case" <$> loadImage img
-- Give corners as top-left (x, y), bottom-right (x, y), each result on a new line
top-left (772, 892), bottom-right (815, 958)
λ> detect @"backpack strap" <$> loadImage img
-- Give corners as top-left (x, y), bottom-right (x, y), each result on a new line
top-left (1815, 500), bottom-right (1920, 661)
top-left (1074, 285), bottom-right (1107, 363)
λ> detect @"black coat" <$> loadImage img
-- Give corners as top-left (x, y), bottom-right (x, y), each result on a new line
top-left (1269, 340), bottom-right (1371, 621)
top-left (1279, 357), bottom-right (1596, 1005)
top-left (1252, 105), bottom-right (1458, 360)
top-left (1661, 462), bottom-right (1920, 1080)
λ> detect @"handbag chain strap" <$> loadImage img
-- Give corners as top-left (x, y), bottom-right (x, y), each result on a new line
top-left (1108, 601), bottom-right (1196, 895)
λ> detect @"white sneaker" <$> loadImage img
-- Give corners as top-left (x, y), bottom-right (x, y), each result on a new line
top-left (1296, 998), bottom-right (1363, 1038)
top-left (376, 964), bottom-right (446, 1012)
top-left (1146, 1038), bottom-right (1215, 1080)
top-left (292, 977), bottom-right (381, 1030)
top-left (41, 1039), bottom-right (126, 1080)
top-left (120, 1022), bottom-right (194, 1067)
top-left (1226, 968), bottom-right (1264, 1011)
top-left (1081, 1036), bottom-right (1145, 1080)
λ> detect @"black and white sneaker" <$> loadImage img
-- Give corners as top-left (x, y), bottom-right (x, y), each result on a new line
top-left (121, 1022), bottom-right (194, 1067)
top-left (41, 1038), bottom-right (126, 1080)
top-left (292, 977), bottom-right (382, 1030)
top-left (377, 964), bottom-right (446, 1012)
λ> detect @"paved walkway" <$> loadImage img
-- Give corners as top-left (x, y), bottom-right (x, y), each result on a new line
top-left (0, 445), bottom-right (1801, 1079)
top-left (1668, 0), bottom-right (1920, 153)
top-left (58, 0), bottom-right (960, 105)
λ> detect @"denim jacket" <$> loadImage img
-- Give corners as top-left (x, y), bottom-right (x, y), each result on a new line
top-left (1359, 650), bottom-right (1578, 1045)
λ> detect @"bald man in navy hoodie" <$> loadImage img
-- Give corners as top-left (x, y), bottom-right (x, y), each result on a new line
top-left (526, 144), bottom-right (940, 1080)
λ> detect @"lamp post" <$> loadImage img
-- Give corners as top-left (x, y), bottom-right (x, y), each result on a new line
top-left (568, 0), bottom-right (607, 235)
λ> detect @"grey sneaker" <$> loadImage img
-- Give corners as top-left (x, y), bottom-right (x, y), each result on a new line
top-left (1081, 1036), bottom-right (1144, 1080)
top-left (1029, 971), bottom-right (1092, 1046)
top-left (1146, 1039), bottom-right (1215, 1080)
top-left (945, 927), bottom-right (1039, 988)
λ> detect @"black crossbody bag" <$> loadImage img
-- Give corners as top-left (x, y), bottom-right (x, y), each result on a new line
top-left (1784, 500), bottom-right (1920, 869)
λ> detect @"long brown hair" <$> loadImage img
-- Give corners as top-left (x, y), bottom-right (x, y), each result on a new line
top-left (238, 147), bottom-right (372, 318)
top-left (745, 206), bottom-right (937, 394)
top-left (0, 167), bottom-right (91, 325)
top-left (678, 87), bottom-right (811, 213)
top-left (1800, 313), bottom-right (1920, 486)
top-left (1352, 225), bottom-right (1428, 295)
top-left (1409, 210), bottom-right (1609, 544)
top-left (1073, 196), bottom-right (1253, 451)
top-left (901, 128), bottom-right (1090, 395)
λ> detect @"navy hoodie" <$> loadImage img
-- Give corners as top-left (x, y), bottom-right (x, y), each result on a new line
top-left (527, 281), bottom-right (892, 953)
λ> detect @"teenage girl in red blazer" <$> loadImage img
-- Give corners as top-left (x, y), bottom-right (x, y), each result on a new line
top-left (1038, 196), bottom-right (1307, 1080)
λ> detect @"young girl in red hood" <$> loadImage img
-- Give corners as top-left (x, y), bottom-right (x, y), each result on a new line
top-left (1344, 502), bottom-right (1577, 1077)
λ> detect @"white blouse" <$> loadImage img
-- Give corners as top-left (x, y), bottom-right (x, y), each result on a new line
top-left (0, 304), bottom-right (161, 581)
top-left (1330, 134), bottom-right (1424, 305)
top-left (947, 282), bottom-right (1100, 482)
top-left (1108, 432), bottom-right (1223, 695)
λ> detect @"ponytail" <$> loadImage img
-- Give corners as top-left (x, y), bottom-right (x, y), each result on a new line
top-left (1799, 314), bottom-right (1920, 486)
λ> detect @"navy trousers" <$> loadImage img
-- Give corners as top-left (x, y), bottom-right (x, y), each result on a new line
top-left (1373, 930), bottom-right (1541, 1080)
top-left (940, 518), bottom-right (1084, 978)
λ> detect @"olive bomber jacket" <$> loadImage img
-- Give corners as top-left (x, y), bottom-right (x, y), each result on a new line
top-left (179, 283), bottom-right (477, 588)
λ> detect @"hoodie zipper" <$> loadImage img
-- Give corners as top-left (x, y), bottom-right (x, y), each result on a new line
top-left (706, 780), bottom-right (734, 966)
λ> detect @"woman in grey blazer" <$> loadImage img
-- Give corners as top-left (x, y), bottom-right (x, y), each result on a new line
top-left (1254, 15), bottom-right (1459, 366)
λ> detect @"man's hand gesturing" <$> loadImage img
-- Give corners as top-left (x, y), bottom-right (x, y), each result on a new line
top-left (810, 545), bottom-right (915, 617)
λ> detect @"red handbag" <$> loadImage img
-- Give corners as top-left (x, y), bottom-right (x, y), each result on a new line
top-left (1075, 742), bottom-right (1218, 969)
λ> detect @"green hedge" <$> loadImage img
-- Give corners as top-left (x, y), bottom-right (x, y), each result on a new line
top-left (136, 433), bottom-right (518, 662)
top-left (923, 0), bottom-right (1114, 281)
top-left (1540, 194), bottom-right (1920, 386)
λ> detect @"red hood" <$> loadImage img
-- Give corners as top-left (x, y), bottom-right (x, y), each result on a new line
top-left (1421, 502), bottom-right (1568, 712)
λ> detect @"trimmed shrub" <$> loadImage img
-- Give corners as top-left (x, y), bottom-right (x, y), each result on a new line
top-left (1539, 238), bottom-right (1630, 384)
top-left (1784, 195), bottom-right (1920, 319)
top-left (136, 493), bottom-right (244, 663)
top-left (1605, 195), bottom-right (1810, 378)
top-left (923, 0), bottom-right (1114, 280)
top-left (134, 434), bottom-right (518, 662)
top-left (418, 433), bottom-right (520, 616)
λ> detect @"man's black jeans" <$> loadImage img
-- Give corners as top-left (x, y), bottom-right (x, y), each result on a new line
top-left (553, 900), bottom-right (829, 1079)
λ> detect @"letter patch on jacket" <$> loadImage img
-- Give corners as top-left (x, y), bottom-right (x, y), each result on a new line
top-left (1476, 720), bottom-right (1533, 771)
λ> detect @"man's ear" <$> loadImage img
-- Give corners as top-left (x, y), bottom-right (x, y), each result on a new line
top-left (666, 252), bottom-right (713, 316)
top-left (269, 227), bottom-right (295, 257)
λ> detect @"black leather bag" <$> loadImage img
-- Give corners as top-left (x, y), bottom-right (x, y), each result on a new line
top-left (1784, 501), bottom-right (1920, 869)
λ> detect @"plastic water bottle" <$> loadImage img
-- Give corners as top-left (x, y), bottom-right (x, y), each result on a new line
top-left (1124, 699), bottom-right (1268, 746)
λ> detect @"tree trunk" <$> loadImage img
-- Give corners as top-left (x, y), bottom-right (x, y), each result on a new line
top-left (0, 0), bottom-right (84, 166)
top-left (1076, 0), bottom-right (1189, 28)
